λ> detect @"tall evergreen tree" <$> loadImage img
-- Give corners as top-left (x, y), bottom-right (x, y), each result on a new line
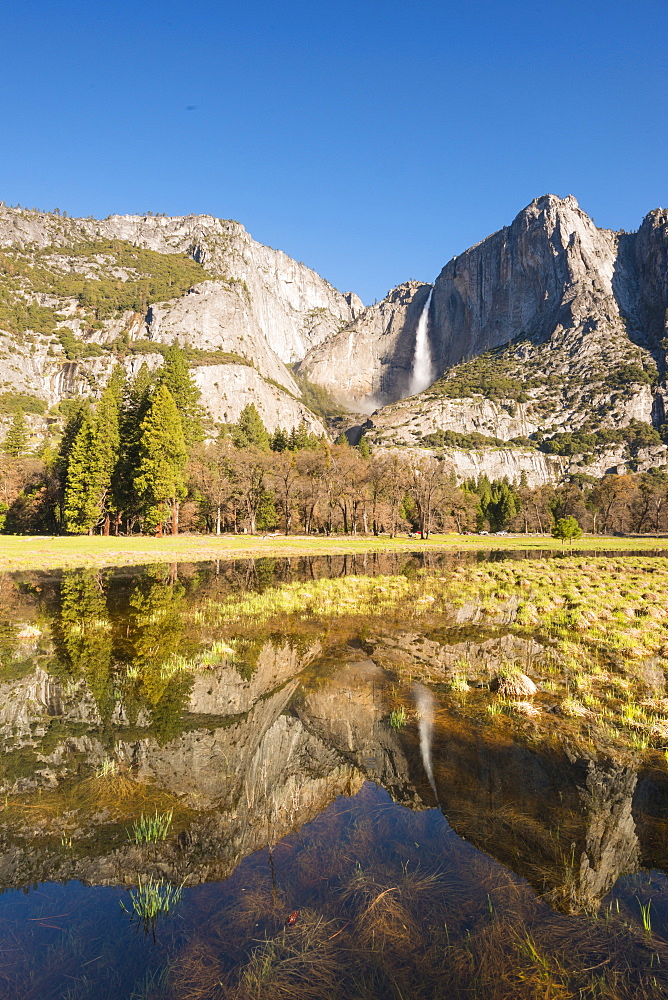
top-left (95, 366), bottom-right (125, 533)
top-left (114, 364), bottom-right (154, 531)
top-left (231, 403), bottom-right (270, 450)
top-left (55, 400), bottom-right (90, 529)
top-left (62, 370), bottom-right (124, 535)
top-left (270, 427), bottom-right (289, 452)
top-left (289, 421), bottom-right (312, 450)
top-left (157, 343), bottom-right (204, 446)
top-left (3, 409), bottom-right (28, 457)
top-left (134, 384), bottom-right (188, 534)
top-left (63, 410), bottom-right (104, 533)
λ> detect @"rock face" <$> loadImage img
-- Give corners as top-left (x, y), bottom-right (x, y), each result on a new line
top-left (430, 195), bottom-right (618, 369)
top-left (0, 205), bottom-right (362, 436)
top-left (297, 281), bottom-right (432, 411)
top-left (321, 194), bottom-right (668, 482)
top-left (0, 207), bottom-right (363, 364)
top-left (2, 197), bottom-right (668, 482)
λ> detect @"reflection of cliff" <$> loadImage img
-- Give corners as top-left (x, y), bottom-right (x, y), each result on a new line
top-left (0, 603), bottom-right (662, 919)
top-left (413, 714), bottom-right (640, 914)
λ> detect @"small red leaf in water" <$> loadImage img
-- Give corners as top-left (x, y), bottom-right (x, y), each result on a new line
top-left (285, 910), bottom-right (300, 926)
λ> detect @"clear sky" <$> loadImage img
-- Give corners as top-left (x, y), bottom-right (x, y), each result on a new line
top-left (1, 0), bottom-right (666, 303)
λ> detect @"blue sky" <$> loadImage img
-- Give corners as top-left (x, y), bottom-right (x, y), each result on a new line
top-left (1, 0), bottom-right (666, 303)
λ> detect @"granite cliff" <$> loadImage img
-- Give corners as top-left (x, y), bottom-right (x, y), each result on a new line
top-left (2, 196), bottom-right (668, 483)
top-left (298, 195), bottom-right (668, 479)
top-left (0, 205), bottom-right (362, 436)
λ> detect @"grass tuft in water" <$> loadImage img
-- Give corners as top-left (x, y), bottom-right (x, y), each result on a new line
top-left (637, 896), bottom-right (652, 935)
top-left (95, 756), bottom-right (118, 779)
top-left (120, 874), bottom-right (183, 932)
top-left (388, 706), bottom-right (407, 730)
top-left (132, 809), bottom-right (173, 844)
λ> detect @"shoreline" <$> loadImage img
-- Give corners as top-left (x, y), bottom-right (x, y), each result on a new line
top-left (1, 532), bottom-right (668, 572)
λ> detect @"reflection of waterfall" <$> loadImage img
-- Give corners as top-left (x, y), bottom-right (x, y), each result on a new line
top-left (412, 682), bottom-right (439, 802)
top-left (408, 289), bottom-right (434, 395)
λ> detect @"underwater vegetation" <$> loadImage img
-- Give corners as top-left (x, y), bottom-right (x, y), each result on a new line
top-left (120, 874), bottom-right (183, 934)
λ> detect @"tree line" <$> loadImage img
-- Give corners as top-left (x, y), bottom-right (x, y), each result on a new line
top-left (3, 348), bottom-right (668, 537)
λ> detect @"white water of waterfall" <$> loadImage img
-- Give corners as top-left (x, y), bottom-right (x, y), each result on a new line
top-left (412, 682), bottom-right (439, 803)
top-left (408, 289), bottom-right (434, 396)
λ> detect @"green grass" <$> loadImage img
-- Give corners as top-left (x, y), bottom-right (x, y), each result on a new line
top-left (389, 706), bottom-right (407, 730)
top-left (120, 874), bottom-right (183, 931)
top-left (132, 809), bottom-right (173, 844)
top-left (0, 532), bottom-right (667, 572)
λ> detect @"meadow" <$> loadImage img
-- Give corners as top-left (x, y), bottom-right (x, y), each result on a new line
top-left (0, 531), bottom-right (667, 572)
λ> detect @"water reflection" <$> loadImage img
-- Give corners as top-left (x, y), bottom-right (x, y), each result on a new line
top-left (0, 556), bottom-right (666, 997)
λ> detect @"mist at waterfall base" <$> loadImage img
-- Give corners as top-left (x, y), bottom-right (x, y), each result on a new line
top-left (408, 289), bottom-right (435, 396)
top-left (412, 681), bottom-right (439, 802)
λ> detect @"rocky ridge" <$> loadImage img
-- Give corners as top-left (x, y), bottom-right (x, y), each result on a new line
top-left (2, 196), bottom-right (668, 482)
top-left (0, 205), bottom-right (363, 436)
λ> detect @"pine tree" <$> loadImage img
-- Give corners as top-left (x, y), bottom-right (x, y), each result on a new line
top-left (63, 410), bottom-right (104, 533)
top-left (55, 400), bottom-right (91, 529)
top-left (3, 409), bottom-right (28, 457)
top-left (157, 343), bottom-right (204, 446)
top-left (95, 366), bottom-right (125, 533)
top-left (231, 403), bottom-right (270, 450)
top-left (335, 431), bottom-right (349, 446)
top-left (271, 427), bottom-right (289, 452)
top-left (114, 364), bottom-right (153, 530)
top-left (134, 384), bottom-right (188, 534)
top-left (358, 434), bottom-right (371, 459)
top-left (62, 370), bottom-right (124, 535)
top-left (289, 421), bottom-right (311, 450)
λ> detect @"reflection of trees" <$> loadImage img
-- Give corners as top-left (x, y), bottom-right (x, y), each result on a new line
top-left (54, 570), bottom-right (114, 719)
top-left (120, 566), bottom-right (193, 735)
top-left (51, 566), bottom-right (195, 734)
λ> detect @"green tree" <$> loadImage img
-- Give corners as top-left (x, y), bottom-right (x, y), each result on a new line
top-left (270, 427), bottom-right (289, 452)
top-left (94, 366), bottom-right (124, 533)
top-left (231, 403), bottom-right (270, 451)
top-left (358, 433), bottom-right (371, 459)
top-left (3, 409), bottom-right (28, 457)
top-left (55, 399), bottom-right (90, 527)
top-left (552, 515), bottom-right (583, 547)
top-left (157, 343), bottom-right (205, 447)
top-left (289, 420), bottom-right (315, 451)
top-left (114, 363), bottom-right (153, 531)
top-left (134, 384), bottom-right (188, 534)
top-left (63, 411), bottom-right (104, 533)
top-left (62, 371), bottom-right (124, 535)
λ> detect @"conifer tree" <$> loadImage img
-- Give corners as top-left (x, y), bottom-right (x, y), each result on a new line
top-left (114, 364), bottom-right (153, 530)
top-left (358, 433), bottom-right (371, 459)
top-left (232, 403), bottom-right (270, 450)
top-left (95, 366), bottom-right (125, 533)
top-left (62, 370), bottom-right (124, 535)
top-left (289, 421), bottom-right (312, 450)
top-left (63, 410), bottom-right (103, 533)
top-left (134, 384), bottom-right (188, 534)
top-left (157, 343), bottom-right (204, 447)
top-left (3, 409), bottom-right (28, 457)
top-left (55, 400), bottom-right (90, 529)
top-left (271, 427), bottom-right (289, 452)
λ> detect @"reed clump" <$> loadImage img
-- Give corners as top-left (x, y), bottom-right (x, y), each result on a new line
top-left (132, 808), bottom-right (173, 844)
top-left (120, 874), bottom-right (183, 932)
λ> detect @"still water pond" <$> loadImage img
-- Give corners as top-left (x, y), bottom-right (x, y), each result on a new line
top-left (1, 552), bottom-right (668, 999)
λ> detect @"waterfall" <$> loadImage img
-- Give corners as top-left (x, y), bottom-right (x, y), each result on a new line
top-left (408, 288), bottom-right (435, 395)
top-left (412, 682), bottom-right (439, 803)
